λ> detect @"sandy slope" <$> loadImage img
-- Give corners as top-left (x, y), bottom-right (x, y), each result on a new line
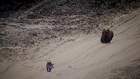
top-left (0, 9), bottom-right (140, 79)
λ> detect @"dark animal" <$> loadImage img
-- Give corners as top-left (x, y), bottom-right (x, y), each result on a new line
top-left (46, 60), bottom-right (54, 72)
top-left (101, 29), bottom-right (107, 43)
top-left (101, 29), bottom-right (114, 43)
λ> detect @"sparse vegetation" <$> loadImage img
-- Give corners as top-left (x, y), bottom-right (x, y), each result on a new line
top-left (0, 1), bottom-right (140, 79)
top-left (121, 65), bottom-right (140, 79)
top-left (0, 0), bottom-right (140, 62)
top-left (111, 64), bottom-right (140, 79)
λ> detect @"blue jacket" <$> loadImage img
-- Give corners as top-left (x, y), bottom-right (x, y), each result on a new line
top-left (46, 62), bottom-right (53, 69)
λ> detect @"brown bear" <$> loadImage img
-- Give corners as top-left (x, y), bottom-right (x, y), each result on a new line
top-left (101, 29), bottom-right (107, 43)
top-left (101, 29), bottom-right (114, 43)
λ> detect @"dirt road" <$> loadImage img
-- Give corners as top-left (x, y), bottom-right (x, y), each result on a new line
top-left (0, 9), bottom-right (140, 79)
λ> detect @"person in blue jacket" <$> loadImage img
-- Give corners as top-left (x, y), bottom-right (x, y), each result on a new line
top-left (46, 60), bottom-right (54, 72)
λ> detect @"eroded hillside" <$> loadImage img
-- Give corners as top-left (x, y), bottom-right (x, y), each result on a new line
top-left (0, 0), bottom-right (140, 79)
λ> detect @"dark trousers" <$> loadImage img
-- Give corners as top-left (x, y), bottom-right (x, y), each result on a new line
top-left (47, 68), bottom-right (52, 72)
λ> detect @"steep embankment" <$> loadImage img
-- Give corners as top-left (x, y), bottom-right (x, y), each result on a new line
top-left (0, 7), bottom-right (140, 79)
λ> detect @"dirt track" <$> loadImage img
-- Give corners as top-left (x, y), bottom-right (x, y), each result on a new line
top-left (0, 8), bottom-right (140, 79)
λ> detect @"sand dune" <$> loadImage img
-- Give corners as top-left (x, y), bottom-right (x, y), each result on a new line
top-left (0, 9), bottom-right (140, 79)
